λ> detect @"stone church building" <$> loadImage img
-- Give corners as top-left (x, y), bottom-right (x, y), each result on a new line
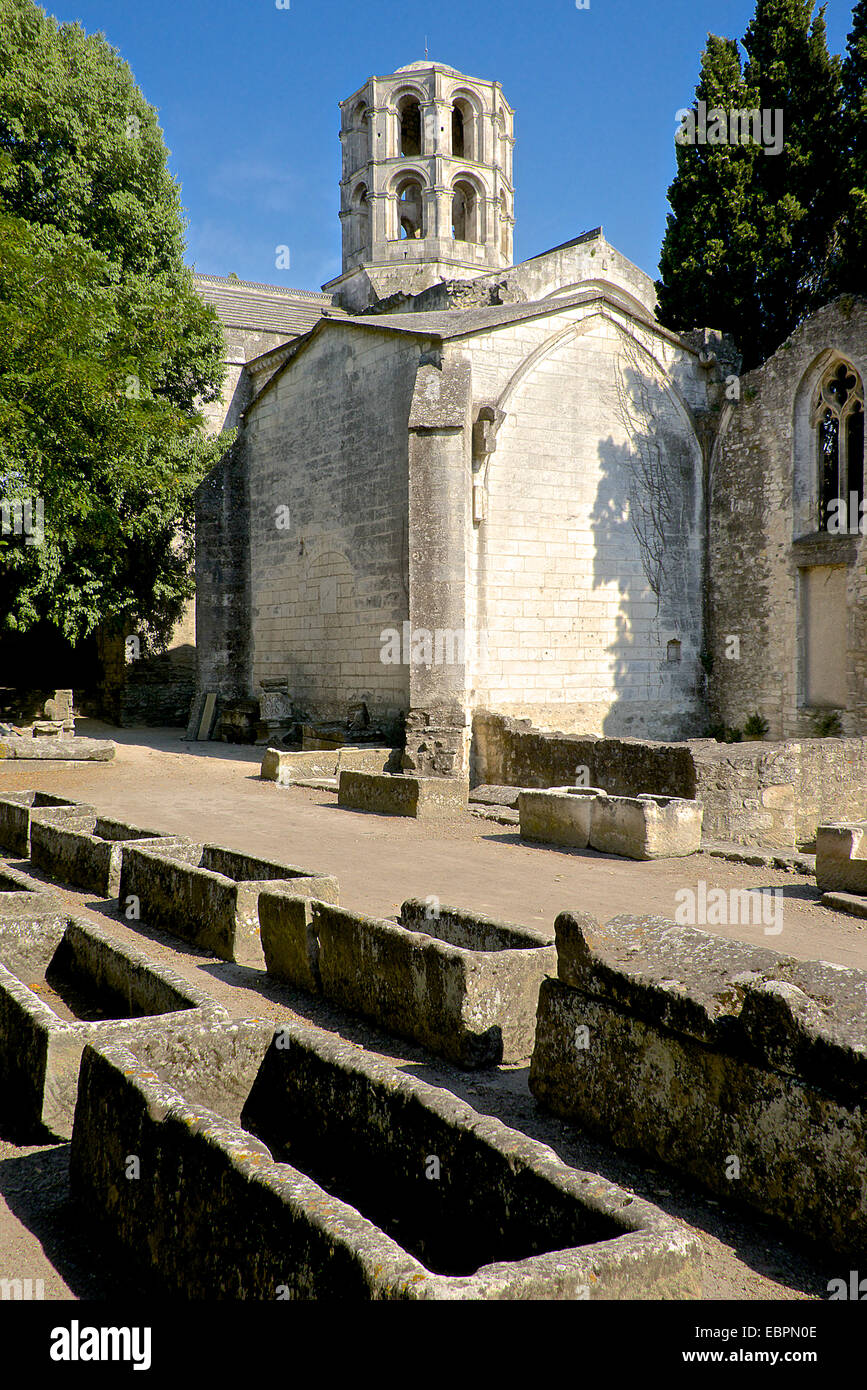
top-left (190, 59), bottom-right (867, 775)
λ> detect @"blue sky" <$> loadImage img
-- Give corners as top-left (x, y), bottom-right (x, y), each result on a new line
top-left (47, 0), bottom-right (858, 291)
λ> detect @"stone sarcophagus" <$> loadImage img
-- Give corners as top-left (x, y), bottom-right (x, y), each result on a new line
top-left (118, 842), bottom-right (339, 966)
top-left (29, 811), bottom-right (186, 899)
top-left (530, 911), bottom-right (867, 1258)
top-left (69, 1017), bottom-right (703, 1299)
top-left (815, 821), bottom-right (867, 894)
top-left (518, 788), bottom-right (703, 859)
top-left (0, 791), bottom-right (87, 859)
top-left (0, 913), bottom-right (227, 1138)
top-left (259, 896), bottom-right (556, 1067)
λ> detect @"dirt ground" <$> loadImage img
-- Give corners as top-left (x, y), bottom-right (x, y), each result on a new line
top-left (1, 722), bottom-right (862, 1302)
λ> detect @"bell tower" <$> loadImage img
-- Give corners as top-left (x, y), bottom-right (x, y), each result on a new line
top-left (324, 61), bottom-right (515, 312)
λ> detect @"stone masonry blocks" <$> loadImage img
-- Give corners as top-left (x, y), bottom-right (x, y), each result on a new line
top-left (337, 770), bottom-right (469, 819)
top-left (70, 1017), bottom-right (702, 1299)
top-left (529, 911), bottom-right (867, 1257)
top-left (259, 896), bottom-right (556, 1067)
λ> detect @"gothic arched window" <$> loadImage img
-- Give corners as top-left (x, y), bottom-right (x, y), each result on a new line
top-left (813, 360), bottom-right (865, 532)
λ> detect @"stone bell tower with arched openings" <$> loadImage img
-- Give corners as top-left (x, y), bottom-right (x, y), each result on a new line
top-left (323, 61), bottom-right (515, 312)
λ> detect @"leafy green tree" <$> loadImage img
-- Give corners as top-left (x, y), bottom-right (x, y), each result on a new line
top-left (836, 0), bottom-right (867, 295)
top-left (657, 2), bottom-right (843, 369)
top-left (0, 0), bottom-right (227, 650)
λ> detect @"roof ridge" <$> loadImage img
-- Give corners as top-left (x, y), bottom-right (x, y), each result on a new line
top-left (192, 273), bottom-right (333, 302)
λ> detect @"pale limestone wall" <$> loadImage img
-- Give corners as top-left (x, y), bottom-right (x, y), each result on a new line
top-left (454, 303), bottom-right (707, 737)
top-left (199, 326), bottom-right (291, 435)
top-left (709, 298), bottom-right (867, 738)
top-left (243, 325), bottom-right (416, 727)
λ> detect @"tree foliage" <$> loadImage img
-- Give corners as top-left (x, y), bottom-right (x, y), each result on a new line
top-left (0, 0), bottom-right (227, 648)
top-left (837, 0), bottom-right (867, 295)
top-left (657, 1), bottom-right (847, 369)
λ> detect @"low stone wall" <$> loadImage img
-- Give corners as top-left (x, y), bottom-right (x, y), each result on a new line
top-left (260, 896), bottom-right (555, 1067)
top-left (472, 712), bottom-right (698, 797)
top-left (0, 792), bottom-right (86, 858)
top-left (529, 912), bottom-right (867, 1258)
top-left (69, 1018), bottom-right (702, 1299)
top-left (337, 771), bottom-right (469, 820)
top-left (0, 914), bottom-right (226, 1138)
top-left (29, 813), bottom-right (186, 898)
top-left (518, 788), bottom-right (702, 859)
top-left (118, 842), bottom-right (339, 966)
top-left (473, 711), bottom-right (867, 848)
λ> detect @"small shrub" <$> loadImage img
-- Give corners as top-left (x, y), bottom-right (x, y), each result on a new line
top-left (743, 712), bottom-right (769, 739)
top-left (810, 709), bottom-right (843, 738)
top-left (706, 721), bottom-right (744, 744)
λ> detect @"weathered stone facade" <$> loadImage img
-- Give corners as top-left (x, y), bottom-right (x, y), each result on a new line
top-left (190, 60), bottom-right (867, 782)
top-left (709, 298), bottom-right (867, 739)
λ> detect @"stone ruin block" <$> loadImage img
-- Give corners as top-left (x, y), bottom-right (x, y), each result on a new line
top-left (259, 896), bottom-right (556, 1067)
top-left (69, 1017), bottom-right (702, 1299)
top-left (337, 770), bottom-right (469, 819)
top-left (815, 821), bottom-right (867, 894)
top-left (518, 787), bottom-right (605, 849)
top-left (0, 913), bottom-right (227, 1138)
top-left (29, 811), bottom-right (187, 899)
top-left (0, 736), bottom-right (115, 762)
top-left (261, 745), bottom-right (400, 786)
top-left (0, 791), bottom-right (86, 859)
top-left (518, 787), bottom-right (702, 859)
top-left (529, 911), bottom-right (867, 1258)
top-left (118, 842), bottom-right (339, 966)
top-left (0, 864), bottom-right (66, 953)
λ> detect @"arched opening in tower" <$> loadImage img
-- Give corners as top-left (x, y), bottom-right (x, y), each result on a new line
top-left (397, 179), bottom-right (424, 239)
top-left (452, 181), bottom-right (478, 243)
top-left (398, 97), bottom-right (422, 157)
top-left (452, 106), bottom-right (465, 159)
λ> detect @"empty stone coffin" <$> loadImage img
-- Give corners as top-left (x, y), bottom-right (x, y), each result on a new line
top-left (337, 771), bottom-right (469, 820)
top-left (518, 788), bottom-right (702, 859)
top-left (0, 913), bottom-right (226, 1138)
top-left (0, 791), bottom-right (86, 858)
top-left (518, 787), bottom-right (604, 849)
top-left (119, 842), bottom-right (339, 966)
top-left (69, 1017), bottom-right (702, 1299)
top-left (260, 896), bottom-right (556, 1067)
top-left (0, 862), bottom-right (66, 933)
top-left (815, 822), bottom-right (867, 893)
top-left (261, 745), bottom-right (401, 786)
top-left (30, 811), bottom-right (186, 898)
top-left (530, 911), bottom-right (867, 1258)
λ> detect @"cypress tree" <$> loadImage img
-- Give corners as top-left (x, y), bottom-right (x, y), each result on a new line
top-left (657, 3), bottom-right (843, 369)
top-left (656, 36), bottom-right (762, 348)
top-left (741, 0), bottom-right (843, 362)
top-left (836, 0), bottom-right (867, 296)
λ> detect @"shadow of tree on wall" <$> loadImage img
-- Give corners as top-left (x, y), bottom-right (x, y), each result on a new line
top-left (590, 345), bottom-right (705, 739)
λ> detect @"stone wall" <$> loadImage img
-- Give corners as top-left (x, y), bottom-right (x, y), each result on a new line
top-left (473, 711), bottom-right (867, 848)
top-left (472, 711), bottom-right (698, 797)
top-left (192, 439), bottom-right (252, 703)
top-left (458, 299), bottom-right (708, 737)
top-left (708, 298), bottom-right (867, 739)
top-left (243, 324), bottom-right (418, 729)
